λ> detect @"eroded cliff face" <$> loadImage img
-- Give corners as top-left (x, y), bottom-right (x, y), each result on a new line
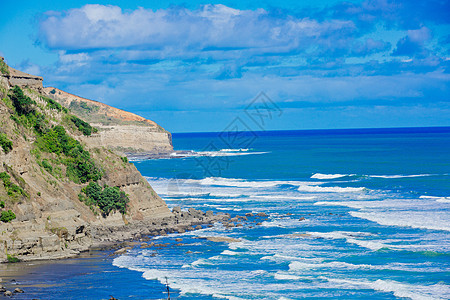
top-left (0, 60), bottom-right (173, 262)
top-left (42, 87), bottom-right (173, 154)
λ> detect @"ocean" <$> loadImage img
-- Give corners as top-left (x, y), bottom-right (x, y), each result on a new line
top-left (10, 127), bottom-right (450, 299)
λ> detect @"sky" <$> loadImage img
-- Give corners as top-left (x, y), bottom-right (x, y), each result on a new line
top-left (0, 0), bottom-right (449, 132)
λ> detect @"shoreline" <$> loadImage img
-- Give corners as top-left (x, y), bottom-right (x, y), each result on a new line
top-left (0, 207), bottom-right (266, 298)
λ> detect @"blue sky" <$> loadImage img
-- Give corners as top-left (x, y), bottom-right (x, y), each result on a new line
top-left (0, 0), bottom-right (449, 132)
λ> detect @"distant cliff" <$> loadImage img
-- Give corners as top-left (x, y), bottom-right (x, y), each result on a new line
top-left (42, 87), bottom-right (173, 154)
top-left (0, 58), bottom-right (173, 261)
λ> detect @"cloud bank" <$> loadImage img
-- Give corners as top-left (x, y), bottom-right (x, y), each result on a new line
top-left (33, 1), bottom-right (450, 131)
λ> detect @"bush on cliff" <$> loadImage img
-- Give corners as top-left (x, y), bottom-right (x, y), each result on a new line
top-left (10, 85), bottom-right (36, 116)
top-left (70, 115), bottom-right (96, 136)
top-left (42, 96), bottom-right (67, 113)
top-left (36, 126), bottom-right (102, 183)
top-left (0, 172), bottom-right (27, 199)
top-left (0, 133), bottom-right (13, 153)
top-left (79, 182), bottom-right (129, 216)
top-left (1, 210), bottom-right (16, 222)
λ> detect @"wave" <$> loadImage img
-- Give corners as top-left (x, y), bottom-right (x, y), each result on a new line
top-left (311, 173), bottom-right (353, 179)
top-left (188, 177), bottom-right (321, 188)
top-left (420, 196), bottom-right (450, 203)
top-left (297, 185), bottom-right (365, 193)
top-left (323, 277), bottom-right (449, 300)
top-left (350, 211), bottom-right (450, 232)
top-left (306, 231), bottom-right (391, 251)
top-left (273, 272), bottom-right (301, 280)
top-left (219, 148), bottom-right (249, 152)
top-left (221, 250), bottom-right (241, 256)
top-left (369, 174), bottom-right (435, 179)
top-left (169, 150), bottom-right (268, 158)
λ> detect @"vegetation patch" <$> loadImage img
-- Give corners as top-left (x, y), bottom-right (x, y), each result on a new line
top-left (42, 96), bottom-right (67, 113)
top-left (0, 60), bottom-right (9, 75)
top-left (6, 254), bottom-right (20, 263)
top-left (79, 182), bottom-right (129, 216)
top-left (10, 85), bottom-right (36, 116)
top-left (1, 210), bottom-right (16, 223)
top-left (0, 133), bottom-right (13, 153)
top-left (35, 126), bottom-right (102, 183)
top-left (38, 159), bottom-right (53, 173)
top-left (69, 115), bottom-right (97, 136)
top-left (0, 172), bottom-right (27, 199)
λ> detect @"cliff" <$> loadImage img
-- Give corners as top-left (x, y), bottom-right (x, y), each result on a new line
top-left (0, 58), bottom-right (174, 261)
top-left (42, 87), bottom-right (173, 154)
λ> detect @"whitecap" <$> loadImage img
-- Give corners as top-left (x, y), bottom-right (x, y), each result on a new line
top-left (298, 185), bottom-right (365, 193)
top-left (323, 277), bottom-right (449, 300)
top-left (311, 173), bottom-right (353, 179)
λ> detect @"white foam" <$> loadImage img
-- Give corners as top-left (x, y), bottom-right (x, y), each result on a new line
top-left (191, 177), bottom-right (321, 188)
top-left (369, 174), bottom-right (434, 179)
top-left (311, 173), bottom-right (352, 179)
top-left (220, 148), bottom-right (249, 152)
top-left (323, 277), bottom-right (449, 300)
top-left (298, 185), bottom-right (365, 193)
top-left (221, 250), bottom-right (241, 256)
top-left (420, 195), bottom-right (450, 203)
top-left (307, 231), bottom-right (391, 251)
top-left (274, 272), bottom-right (301, 280)
top-left (350, 211), bottom-right (450, 232)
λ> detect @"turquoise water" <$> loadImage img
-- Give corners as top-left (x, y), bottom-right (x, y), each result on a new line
top-left (12, 127), bottom-right (450, 299)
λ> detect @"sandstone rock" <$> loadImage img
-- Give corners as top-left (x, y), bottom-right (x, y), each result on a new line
top-left (256, 212), bottom-right (268, 217)
top-left (114, 247), bottom-right (130, 255)
top-left (299, 217), bottom-right (306, 221)
top-left (172, 206), bottom-right (181, 214)
top-left (186, 250), bottom-right (193, 254)
top-left (245, 213), bottom-right (254, 217)
top-left (175, 238), bottom-right (183, 242)
top-left (195, 225), bottom-right (202, 230)
top-left (256, 222), bottom-right (263, 226)
top-left (4, 291), bottom-right (12, 297)
top-left (14, 288), bottom-right (24, 293)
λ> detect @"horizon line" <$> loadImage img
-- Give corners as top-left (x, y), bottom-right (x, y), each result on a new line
top-left (172, 125), bottom-right (450, 135)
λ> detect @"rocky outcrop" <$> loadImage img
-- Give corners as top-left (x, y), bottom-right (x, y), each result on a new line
top-left (43, 87), bottom-right (173, 154)
top-left (0, 57), bottom-right (43, 91)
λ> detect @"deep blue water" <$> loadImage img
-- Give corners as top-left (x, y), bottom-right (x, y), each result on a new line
top-left (9, 127), bottom-right (450, 299)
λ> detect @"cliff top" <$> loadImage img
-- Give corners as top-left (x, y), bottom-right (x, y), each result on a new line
top-left (43, 87), bottom-right (166, 131)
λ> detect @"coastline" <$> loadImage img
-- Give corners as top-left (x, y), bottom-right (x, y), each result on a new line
top-left (0, 207), bottom-right (256, 298)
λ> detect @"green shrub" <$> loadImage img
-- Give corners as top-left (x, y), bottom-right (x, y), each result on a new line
top-left (79, 182), bottom-right (129, 216)
top-left (0, 172), bottom-right (26, 199)
top-left (1, 210), bottom-right (16, 222)
top-left (121, 156), bottom-right (128, 163)
top-left (70, 115), bottom-right (94, 136)
top-left (0, 200), bottom-right (4, 208)
top-left (36, 126), bottom-right (102, 183)
top-left (0, 60), bottom-right (9, 75)
top-left (10, 86), bottom-right (36, 116)
top-left (42, 96), bottom-right (66, 113)
top-left (6, 254), bottom-right (20, 263)
top-left (0, 133), bottom-right (13, 154)
top-left (39, 159), bottom-right (53, 173)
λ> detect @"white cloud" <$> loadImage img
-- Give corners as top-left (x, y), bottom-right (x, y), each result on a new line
top-left (39, 4), bottom-right (357, 59)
